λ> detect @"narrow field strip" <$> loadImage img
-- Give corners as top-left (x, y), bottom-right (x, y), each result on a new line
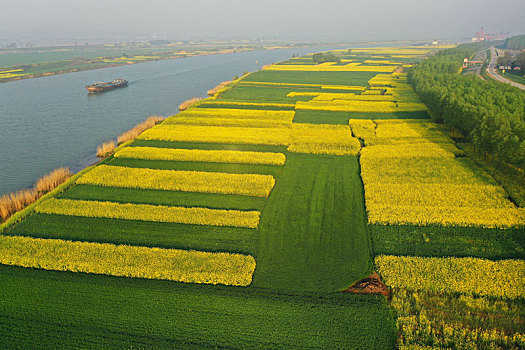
top-left (139, 125), bottom-right (291, 146)
top-left (114, 147), bottom-right (286, 166)
top-left (264, 64), bottom-right (396, 72)
top-left (360, 143), bottom-right (461, 158)
top-left (360, 155), bottom-right (495, 185)
top-left (36, 198), bottom-right (260, 228)
top-left (370, 224), bottom-right (525, 260)
top-left (0, 235), bottom-right (256, 286)
top-left (77, 165), bottom-right (275, 197)
top-left (107, 158), bottom-right (283, 177)
top-left (7, 214), bottom-right (257, 255)
top-left (240, 81), bottom-right (367, 91)
top-left (296, 100), bottom-right (428, 113)
top-left (162, 117), bottom-right (291, 128)
top-left (130, 139), bottom-right (288, 153)
top-left (288, 124), bottom-right (361, 156)
top-left (368, 205), bottom-right (525, 229)
top-left (172, 108), bottom-right (295, 121)
top-left (197, 100), bottom-right (296, 109)
top-left (375, 255), bottom-right (525, 299)
top-left (59, 185), bottom-right (267, 211)
top-left (241, 70), bottom-right (377, 86)
top-left (138, 124), bottom-right (361, 155)
top-left (364, 183), bottom-right (514, 209)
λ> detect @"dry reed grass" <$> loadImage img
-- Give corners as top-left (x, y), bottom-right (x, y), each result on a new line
top-left (117, 115), bottom-right (164, 144)
top-left (96, 141), bottom-right (116, 158)
top-left (0, 167), bottom-right (71, 222)
top-left (34, 167), bottom-right (71, 193)
top-left (207, 81), bottom-right (231, 96)
top-left (179, 97), bottom-right (202, 111)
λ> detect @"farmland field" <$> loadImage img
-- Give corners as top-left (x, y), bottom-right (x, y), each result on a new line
top-left (1, 44), bottom-right (523, 349)
top-left (0, 266), bottom-right (396, 350)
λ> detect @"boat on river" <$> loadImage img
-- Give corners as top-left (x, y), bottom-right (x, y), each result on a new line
top-left (86, 79), bottom-right (128, 93)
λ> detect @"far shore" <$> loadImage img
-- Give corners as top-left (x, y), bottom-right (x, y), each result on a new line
top-left (0, 45), bottom-right (306, 84)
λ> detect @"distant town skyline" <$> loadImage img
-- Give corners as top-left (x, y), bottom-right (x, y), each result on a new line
top-left (1, 0), bottom-right (524, 44)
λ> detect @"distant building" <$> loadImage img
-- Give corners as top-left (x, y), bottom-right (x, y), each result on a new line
top-left (472, 26), bottom-right (510, 42)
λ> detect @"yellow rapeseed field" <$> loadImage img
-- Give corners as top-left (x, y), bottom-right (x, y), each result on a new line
top-left (360, 157), bottom-right (497, 184)
top-left (114, 147), bottom-right (286, 165)
top-left (0, 69), bottom-right (24, 73)
top-left (77, 165), bottom-right (276, 197)
top-left (364, 183), bottom-right (514, 209)
top-left (360, 143), bottom-right (460, 159)
top-left (139, 125), bottom-right (291, 146)
top-left (368, 205), bottom-right (525, 228)
top-left (162, 116), bottom-right (291, 128)
top-left (175, 108), bottom-right (295, 122)
top-left (295, 100), bottom-right (428, 113)
top-left (376, 255), bottom-right (525, 299)
top-left (288, 124), bottom-right (361, 156)
top-left (350, 47), bottom-right (434, 55)
top-left (348, 119), bottom-right (377, 140)
top-left (287, 92), bottom-right (396, 102)
top-left (139, 122), bottom-right (361, 156)
top-left (358, 119), bottom-right (524, 228)
top-left (0, 235), bottom-right (256, 286)
top-left (36, 198), bottom-right (261, 228)
top-left (197, 100), bottom-right (295, 109)
top-left (357, 120), bottom-right (453, 145)
top-left (321, 85), bottom-right (367, 91)
top-left (264, 64), bottom-right (396, 72)
top-left (363, 60), bottom-right (403, 65)
top-left (239, 81), bottom-right (366, 91)
top-left (368, 74), bottom-right (406, 87)
top-left (360, 89), bottom-right (385, 95)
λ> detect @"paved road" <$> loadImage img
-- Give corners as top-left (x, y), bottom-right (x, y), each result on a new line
top-left (487, 47), bottom-right (525, 90)
top-left (463, 48), bottom-right (487, 78)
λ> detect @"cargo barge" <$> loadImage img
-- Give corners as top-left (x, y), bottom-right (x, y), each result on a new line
top-left (86, 79), bottom-right (128, 93)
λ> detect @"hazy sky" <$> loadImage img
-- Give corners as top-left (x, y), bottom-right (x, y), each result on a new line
top-left (2, 0), bottom-right (524, 42)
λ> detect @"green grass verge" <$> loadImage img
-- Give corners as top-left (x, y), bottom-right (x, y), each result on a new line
top-left (106, 158), bottom-right (283, 177)
top-left (293, 110), bottom-right (350, 124)
top-left (275, 58), bottom-right (317, 65)
top-left (5, 213), bottom-right (256, 255)
top-left (217, 85), bottom-right (314, 102)
top-left (497, 70), bottom-right (525, 85)
top-left (130, 139), bottom-right (288, 153)
top-left (346, 111), bottom-right (430, 119)
top-left (370, 224), bottom-right (525, 260)
top-left (252, 153), bottom-right (373, 292)
top-left (196, 102), bottom-right (295, 110)
top-left (58, 184), bottom-right (267, 211)
top-left (242, 70), bottom-right (378, 86)
top-left (0, 265), bottom-right (397, 349)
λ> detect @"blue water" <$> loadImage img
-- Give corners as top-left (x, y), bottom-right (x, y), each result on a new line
top-left (0, 46), bottom-right (337, 195)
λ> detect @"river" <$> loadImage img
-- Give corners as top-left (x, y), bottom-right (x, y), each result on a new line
top-left (0, 46), bottom-right (338, 195)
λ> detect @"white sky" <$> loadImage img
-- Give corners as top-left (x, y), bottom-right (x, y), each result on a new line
top-left (1, 0), bottom-right (524, 41)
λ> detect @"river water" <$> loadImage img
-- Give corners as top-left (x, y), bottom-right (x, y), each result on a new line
top-left (0, 46), bottom-right (337, 195)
